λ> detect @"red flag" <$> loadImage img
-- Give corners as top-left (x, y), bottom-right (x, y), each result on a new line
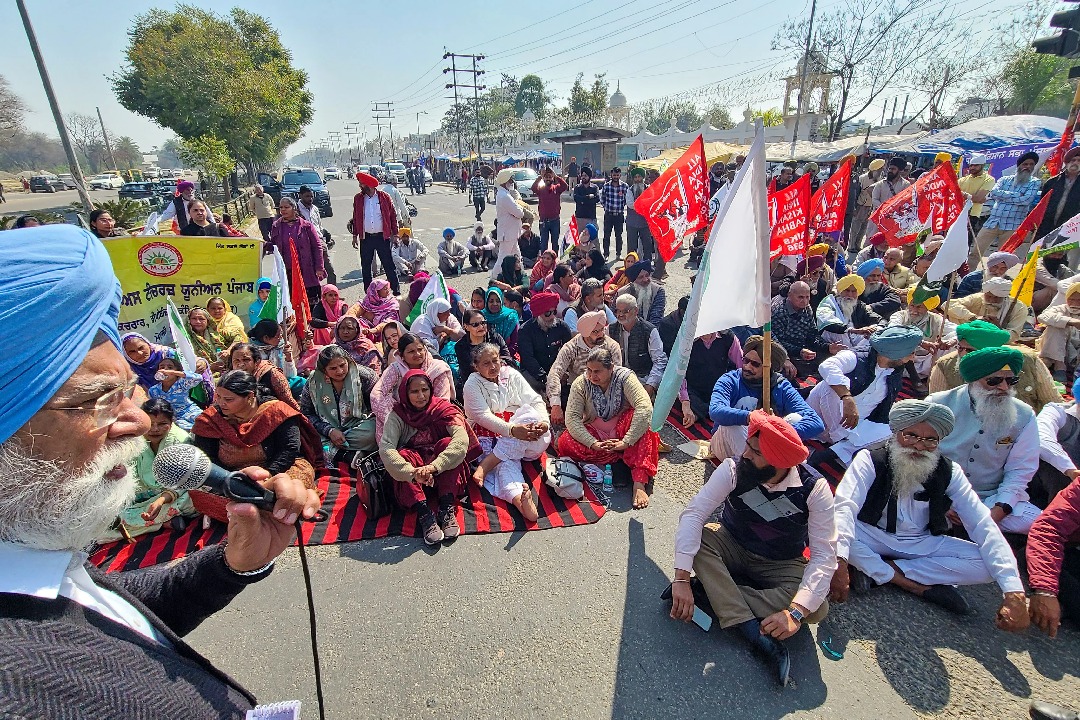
top-left (999, 190), bottom-right (1053, 254)
top-left (870, 162), bottom-right (965, 246)
top-left (767, 176), bottom-right (777, 194)
top-left (567, 215), bottom-right (579, 245)
top-left (1044, 126), bottom-right (1075, 177)
top-left (288, 238), bottom-right (312, 340)
top-left (633, 135), bottom-right (709, 262)
top-left (809, 158), bottom-right (853, 241)
top-left (767, 172), bottom-right (811, 257)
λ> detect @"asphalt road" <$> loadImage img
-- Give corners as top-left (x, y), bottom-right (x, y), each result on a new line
top-left (0, 186), bottom-right (121, 215)
top-left (185, 179), bottom-right (1079, 720)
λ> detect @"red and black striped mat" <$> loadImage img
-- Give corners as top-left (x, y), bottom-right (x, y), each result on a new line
top-left (90, 459), bottom-right (606, 573)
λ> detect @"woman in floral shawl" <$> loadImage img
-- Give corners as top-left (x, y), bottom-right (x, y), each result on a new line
top-left (301, 345), bottom-right (378, 468)
top-left (333, 315), bottom-right (382, 374)
top-left (349, 278), bottom-right (400, 328)
top-left (206, 296), bottom-right (248, 344)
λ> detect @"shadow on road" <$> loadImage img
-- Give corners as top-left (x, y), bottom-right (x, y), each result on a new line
top-left (337, 535), bottom-right (430, 565)
top-left (611, 518), bottom-right (828, 720)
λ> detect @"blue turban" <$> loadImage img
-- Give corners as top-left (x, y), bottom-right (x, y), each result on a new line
top-left (443, 227), bottom-right (455, 238)
top-left (0, 225), bottom-right (122, 443)
top-left (870, 324), bottom-right (923, 361)
top-left (856, 258), bottom-right (885, 278)
top-left (584, 223), bottom-right (598, 241)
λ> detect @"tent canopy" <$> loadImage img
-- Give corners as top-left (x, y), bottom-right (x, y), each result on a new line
top-left (882, 115), bottom-right (1066, 156)
top-left (633, 141), bottom-right (746, 170)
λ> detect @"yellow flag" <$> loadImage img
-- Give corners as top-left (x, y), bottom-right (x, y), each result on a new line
top-left (1010, 242), bottom-right (1041, 306)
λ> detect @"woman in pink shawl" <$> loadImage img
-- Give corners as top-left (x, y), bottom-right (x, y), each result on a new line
top-left (369, 332), bottom-right (456, 436)
top-left (311, 284), bottom-right (348, 346)
top-left (349, 278), bottom-right (400, 329)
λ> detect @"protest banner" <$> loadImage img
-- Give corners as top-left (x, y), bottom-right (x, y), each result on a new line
top-left (974, 142), bottom-right (1057, 179)
top-left (767, 171), bottom-right (810, 257)
top-left (105, 236), bottom-right (262, 345)
top-left (633, 135), bottom-right (709, 262)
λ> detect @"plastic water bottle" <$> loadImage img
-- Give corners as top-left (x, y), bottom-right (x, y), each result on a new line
top-left (603, 464), bottom-right (613, 495)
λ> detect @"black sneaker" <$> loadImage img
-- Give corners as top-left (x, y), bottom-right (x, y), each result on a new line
top-left (921, 585), bottom-right (972, 615)
top-left (418, 508), bottom-right (444, 545)
top-left (439, 504), bottom-right (460, 540)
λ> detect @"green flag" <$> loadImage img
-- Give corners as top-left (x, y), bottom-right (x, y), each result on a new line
top-left (258, 285), bottom-right (280, 321)
top-left (405, 271), bottom-right (449, 328)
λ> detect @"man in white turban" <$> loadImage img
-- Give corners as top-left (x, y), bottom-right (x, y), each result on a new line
top-left (830, 399), bottom-right (1030, 628)
top-left (947, 275), bottom-right (1028, 342)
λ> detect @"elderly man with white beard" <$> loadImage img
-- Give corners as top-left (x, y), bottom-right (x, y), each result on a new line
top-left (854, 258), bottom-right (902, 319)
top-left (0, 225), bottom-right (321, 716)
top-left (815, 273), bottom-right (883, 352)
top-left (928, 346), bottom-right (1043, 534)
top-left (947, 275), bottom-right (1029, 343)
top-left (830, 400), bottom-right (1029, 625)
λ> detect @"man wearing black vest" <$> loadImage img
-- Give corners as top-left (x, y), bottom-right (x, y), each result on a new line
top-left (831, 400), bottom-right (1030, 627)
top-left (609, 293), bottom-right (667, 399)
top-left (0, 225), bottom-right (322, 716)
top-left (669, 412), bottom-right (837, 687)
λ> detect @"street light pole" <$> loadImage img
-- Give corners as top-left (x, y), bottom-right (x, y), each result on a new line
top-left (17, 0), bottom-right (94, 211)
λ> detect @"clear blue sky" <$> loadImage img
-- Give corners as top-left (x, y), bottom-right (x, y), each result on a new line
top-left (0, 0), bottom-right (1018, 156)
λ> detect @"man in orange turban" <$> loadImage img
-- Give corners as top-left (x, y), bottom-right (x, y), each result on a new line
top-left (668, 410), bottom-right (837, 688)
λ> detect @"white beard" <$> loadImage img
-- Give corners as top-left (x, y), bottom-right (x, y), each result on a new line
top-left (838, 296), bottom-right (858, 317)
top-left (0, 437), bottom-right (144, 551)
top-left (888, 442), bottom-right (940, 498)
top-left (969, 382), bottom-right (1018, 438)
top-left (864, 282), bottom-right (882, 296)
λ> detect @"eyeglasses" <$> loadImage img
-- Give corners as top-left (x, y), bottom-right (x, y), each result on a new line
top-left (541, 310), bottom-right (556, 318)
top-left (468, 321), bottom-right (488, 328)
top-left (742, 356), bottom-right (763, 369)
top-left (898, 430), bottom-right (940, 448)
top-left (984, 375), bottom-right (1019, 387)
top-left (51, 378), bottom-right (139, 429)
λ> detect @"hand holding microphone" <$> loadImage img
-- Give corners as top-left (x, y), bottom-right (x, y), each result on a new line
top-left (154, 445), bottom-right (322, 573)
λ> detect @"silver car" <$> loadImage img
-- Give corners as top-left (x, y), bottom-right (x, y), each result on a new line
top-left (511, 168), bottom-right (539, 203)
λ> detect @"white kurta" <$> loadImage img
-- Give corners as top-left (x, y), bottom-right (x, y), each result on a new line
top-left (806, 349), bottom-right (894, 462)
top-left (1038, 401), bottom-right (1080, 473)
top-left (835, 449), bottom-right (1024, 593)
top-left (492, 186), bottom-right (525, 280)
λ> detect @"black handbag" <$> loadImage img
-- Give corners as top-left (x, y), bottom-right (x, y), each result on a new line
top-left (355, 451), bottom-right (396, 519)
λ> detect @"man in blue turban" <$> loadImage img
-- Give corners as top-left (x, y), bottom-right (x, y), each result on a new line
top-left (856, 257), bottom-right (901, 318)
top-left (807, 325), bottom-right (924, 466)
top-left (0, 224), bottom-right (320, 716)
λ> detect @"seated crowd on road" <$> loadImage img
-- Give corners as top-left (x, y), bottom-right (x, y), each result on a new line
top-left (62, 156), bottom-right (1080, 687)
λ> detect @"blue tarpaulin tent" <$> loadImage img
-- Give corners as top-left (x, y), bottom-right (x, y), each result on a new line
top-left (877, 114), bottom-right (1066, 156)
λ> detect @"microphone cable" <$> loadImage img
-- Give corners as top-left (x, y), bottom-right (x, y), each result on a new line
top-left (294, 520), bottom-right (326, 720)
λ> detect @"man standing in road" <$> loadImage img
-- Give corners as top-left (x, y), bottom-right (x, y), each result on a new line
top-left (247, 184), bottom-right (277, 242)
top-left (969, 151), bottom-right (1042, 267)
top-left (848, 158), bottom-right (884, 257)
top-left (351, 171), bottom-right (400, 296)
top-left (297, 185), bottom-right (335, 286)
top-left (1038, 147), bottom-right (1080, 242)
top-left (573, 167), bottom-right (600, 235)
top-left (566, 155), bottom-right (580, 190)
top-left (532, 165), bottom-right (567, 253)
top-left (601, 167), bottom-right (628, 259)
top-left (469, 167), bottom-right (488, 221)
top-left (870, 156), bottom-right (911, 237)
top-left (957, 153), bottom-right (995, 237)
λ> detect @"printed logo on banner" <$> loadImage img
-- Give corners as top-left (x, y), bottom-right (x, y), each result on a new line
top-left (138, 242), bottom-right (183, 277)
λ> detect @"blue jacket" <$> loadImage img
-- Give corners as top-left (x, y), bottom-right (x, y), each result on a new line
top-left (708, 369), bottom-right (824, 440)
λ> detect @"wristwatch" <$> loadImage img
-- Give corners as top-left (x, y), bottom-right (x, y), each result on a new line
top-left (994, 502), bottom-right (1013, 516)
top-left (787, 605), bottom-right (805, 623)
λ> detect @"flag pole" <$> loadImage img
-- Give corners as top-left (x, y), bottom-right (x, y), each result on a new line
top-left (762, 322), bottom-right (773, 413)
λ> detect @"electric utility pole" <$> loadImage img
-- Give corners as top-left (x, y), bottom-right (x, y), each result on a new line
top-left (444, 52), bottom-right (486, 167)
top-left (372, 102), bottom-right (394, 162)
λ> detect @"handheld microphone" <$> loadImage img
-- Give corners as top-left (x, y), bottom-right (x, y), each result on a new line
top-left (153, 444), bottom-right (278, 512)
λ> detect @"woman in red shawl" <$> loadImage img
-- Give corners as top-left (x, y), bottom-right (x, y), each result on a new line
top-left (379, 370), bottom-right (482, 545)
top-left (192, 370), bottom-right (324, 491)
top-left (310, 284), bottom-right (349, 346)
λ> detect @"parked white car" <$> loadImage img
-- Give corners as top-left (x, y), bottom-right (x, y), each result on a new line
top-left (89, 174), bottom-right (123, 190)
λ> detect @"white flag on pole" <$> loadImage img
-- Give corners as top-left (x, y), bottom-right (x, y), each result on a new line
top-left (405, 271), bottom-right (450, 326)
top-left (651, 121), bottom-right (771, 429)
top-left (269, 245), bottom-right (293, 322)
top-left (166, 299), bottom-right (199, 373)
top-left (926, 198), bottom-right (973, 282)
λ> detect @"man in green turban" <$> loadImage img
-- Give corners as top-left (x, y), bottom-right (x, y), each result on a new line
top-left (928, 346), bottom-right (1042, 535)
top-left (928, 320), bottom-right (1061, 414)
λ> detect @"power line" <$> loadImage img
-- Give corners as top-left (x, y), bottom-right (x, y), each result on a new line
top-left (443, 52), bottom-right (486, 163)
top-left (371, 102), bottom-right (394, 162)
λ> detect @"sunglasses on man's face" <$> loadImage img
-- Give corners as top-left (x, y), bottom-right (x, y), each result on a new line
top-left (984, 375), bottom-right (1019, 387)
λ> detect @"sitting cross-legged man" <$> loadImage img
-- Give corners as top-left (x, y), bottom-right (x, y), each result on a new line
top-left (669, 412), bottom-right (837, 687)
top-left (830, 399), bottom-right (1030, 627)
top-left (1027, 475), bottom-right (1080, 637)
top-left (929, 346), bottom-right (1042, 534)
top-left (806, 325), bottom-right (923, 465)
top-left (708, 335), bottom-right (823, 462)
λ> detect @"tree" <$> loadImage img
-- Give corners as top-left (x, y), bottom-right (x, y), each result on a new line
top-left (1000, 49), bottom-right (1073, 117)
top-left (178, 134), bottom-right (234, 195)
top-left (635, 99), bottom-right (705, 133)
top-left (113, 136), bottom-right (143, 169)
top-left (750, 108), bottom-right (785, 127)
top-left (702, 103), bottom-right (735, 130)
top-left (567, 73), bottom-right (609, 119)
top-left (112, 5), bottom-right (313, 179)
top-left (0, 75), bottom-right (27, 133)
top-left (515, 74), bottom-right (552, 118)
top-left (65, 112), bottom-right (107, 173)
top-left (774, 0), bottom-right (955, 140)
top-left (0, 129), bottom-right (67, 172)
top-left (155, 138), bottom-right (183, 169)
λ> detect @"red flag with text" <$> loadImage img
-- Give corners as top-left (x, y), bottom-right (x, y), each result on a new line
top-left (869, 162), bottom-right (964, 247)
top-left (809, 158), bottom-right (853, 241)
top-left (633, 135), bottom-right (709, 262)
top-left (288, 238), bottom-right (312, 340)
top-left (1044, 125), bottom-right (1075, 177)
top-left (999, 190), bottom-right (1053, 254)
top-left (768, 172), bottom-right (810, 257)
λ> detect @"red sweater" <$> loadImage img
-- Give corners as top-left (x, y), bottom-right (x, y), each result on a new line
top-left (532, 176), bottom-right (568, 221)
top-left (1026, 478), bottom-right (1080, 594)
top-left (351, 189), bottom-right (398, 239)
